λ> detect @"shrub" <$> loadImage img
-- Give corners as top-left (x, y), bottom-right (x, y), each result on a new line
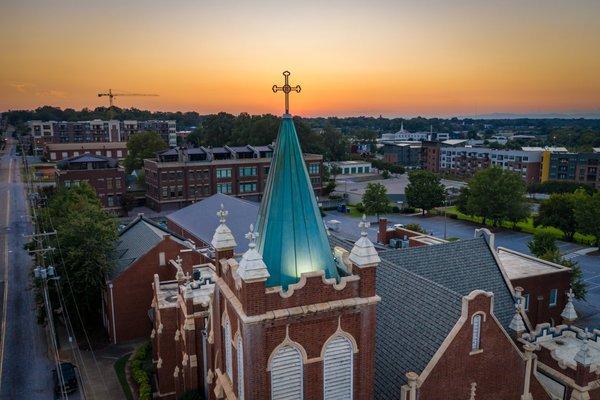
top-left (401, 207), bottom-right (416, 214)
top-left (130, 342), bottom-right (153, 400)
top-left (356, 203), bottom-right (365, 213)
top-left (405, 223), bottom-right (427, 234)
top-left (390, 206), bottom-right (400, 213)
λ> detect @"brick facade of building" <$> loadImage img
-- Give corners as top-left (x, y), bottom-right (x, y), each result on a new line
top-left (45, 142), bottom-right (128, 161)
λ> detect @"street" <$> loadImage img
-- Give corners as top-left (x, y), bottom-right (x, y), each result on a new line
top-left (0, 139), bottom-right (54, 398)
top-left (325, 209), bottom-right (600, 327)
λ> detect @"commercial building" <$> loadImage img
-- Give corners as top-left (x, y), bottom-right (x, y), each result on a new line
top-left (439, 145), bottom-right (543, 183)
top-left (44, 141), bottom-right (128, 161)
top-left (382, 142), bottom-right (422, 167)
top-left (144, 145), bottom-right (324, 211)
top-left (55, 153), bottom-right (126, 213)
top-left (420, 141), bottom-right (441, 172)
top-left (28, 119), bottom-right (176, 147)
top-left (326, 160), bottom-right (372, 175)
top-left (541, 149), bottom-right (600, 189)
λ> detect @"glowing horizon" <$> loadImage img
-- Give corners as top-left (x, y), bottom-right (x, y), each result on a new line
top-left (1, 0), bottom-right (599, 117)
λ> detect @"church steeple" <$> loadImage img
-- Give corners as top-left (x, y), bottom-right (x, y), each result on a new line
top-left (256, 71), bottom-right (339, 289)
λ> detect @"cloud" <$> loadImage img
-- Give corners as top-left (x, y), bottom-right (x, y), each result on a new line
top-left (35, 89), bottom-right (68, 99)
top-left (8, 82), bottom-right (35, 93)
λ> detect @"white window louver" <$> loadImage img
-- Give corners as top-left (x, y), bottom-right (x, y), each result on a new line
top-left (224, 319), bottom-right (233, 378)
top-left (323, 336), bottom-right (353, 400)
top-left (237, 335), bottom-right (244, 400)
top-left (270, 345), bottom-right (303, 400)
top-left (472, 314), bottom-right (482, 351)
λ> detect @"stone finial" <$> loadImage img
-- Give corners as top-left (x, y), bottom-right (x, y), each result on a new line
top-left (349, 215), bottom-right (380, 268)
top-left (509, 303), bottom-right (526, 335)
top-left (157, 358), bottom-right (163, 368)
top-left (237, 224), bottom-right (270, 282)
top-left (211, 203), bottom-right (237, 250)
top-left (173, 366), bottom-right (180, 378)
top-left (574, 337), bottom-right (593, 366)
top-left (175, 257), bottom-right (186, 282)
top-left (561, 288), bottom-right (578, 324)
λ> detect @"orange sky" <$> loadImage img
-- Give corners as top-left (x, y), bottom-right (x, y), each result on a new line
top-left (1, 0), bottom-right (599, 117)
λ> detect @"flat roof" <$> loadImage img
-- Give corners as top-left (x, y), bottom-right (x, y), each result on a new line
top-left (497, 247), bottom-right (569, 280)
top-left (46, 142), bottom-right (127, 150)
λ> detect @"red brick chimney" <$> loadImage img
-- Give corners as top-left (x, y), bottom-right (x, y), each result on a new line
top-left (378, 217), bottom-right (388, 244)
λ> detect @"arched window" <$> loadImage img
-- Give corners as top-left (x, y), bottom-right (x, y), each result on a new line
top-left (270, 345), bottom-right (303, 400)
top-left (224, 318), bottom-right (232, 378)
top-left (323, 335), bottom-right (353, 400)
top-left (471, 314), bottom-right (482, 351)
top-left (237, 334), bottom-right (244, 400)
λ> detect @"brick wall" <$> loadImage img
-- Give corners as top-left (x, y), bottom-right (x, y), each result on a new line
top-left (512, 271), bottom-right (571, 327)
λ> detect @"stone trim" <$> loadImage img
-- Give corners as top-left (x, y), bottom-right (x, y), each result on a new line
top-left (319, 316), bottom-right (359, 358)
top-left (471, 311), bottom-right (487, 323)
top-left (218, 276), bottom-right (380, 325)
top-left (267, 325), bottom-right (309, 370)
top-left (265, 270), bottom-right (360, 299)
top-left (418, 290), bottom-right (526, 386)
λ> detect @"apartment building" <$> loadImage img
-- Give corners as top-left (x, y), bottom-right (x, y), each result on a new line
top-left (382, 141), bottom-right (422, 167)
top-left (144, 145), bottom-right (323, 211)
top-left (541, 148), bottom-right (600, 188)
top-left (44, 142), bottom-right (128, 161)
top-left (28, 119), bottom-right (176, 147)
top-left (439, 145), bottom-right (542, 182)
top-left (421, 141), bottom-right (441, 172)
top-left (55, 154), bottom-right (126, 213)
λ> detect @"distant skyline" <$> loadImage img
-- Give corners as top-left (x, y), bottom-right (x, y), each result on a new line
top-left (1, 0), bottom-right (599, 117)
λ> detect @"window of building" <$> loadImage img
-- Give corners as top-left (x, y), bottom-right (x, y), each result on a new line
top-left (115, 178), bottom-right (121, 189)
top-left (161, 187), bottom-right (168, 198)
top-left (217, 183), bottom-right (232, 194)
top-left (117, 150), bottom-right (123, 158)
top-left (106, 150), bottom-right (112, 157)
top-left (224, 318), bottom-right (233, 379)
top-left (237, 335), bottom-right (244, 400)
top-left (216, 168), bottom-right (232, 179)
top-left (323, 336), bottom-right (353, 400)
top-left (107, 178), bottom-right (113, 189)
top-left (471, 314), bottom-right (482, 351)
top-left (159, 252), bottom-right (166, 266)
top-left (549, 289), bottom-right (558, 307)
top-left (239, 166), bottom-right (257, 177)
top-left (62, 152), bottom-right (68, 158)
top-left (310, 177), bottom-right (321, 185)
top-left (270, 345), bottom-right (303, 400)
top-left (107, 196), bottom-right (114, 207)
top-left (239, 182), bottom-right (257, 193)
top-left (523, 294), bottom-right (530, 311)
top-left (308, 163), bottom-right (320, 174)
top-left (264, 166), bottom-right (270, 175)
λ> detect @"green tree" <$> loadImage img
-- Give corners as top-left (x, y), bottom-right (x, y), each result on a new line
top-left (405, 223), bottom-right (427, 234)
top-left (574, 191), bottom-right (600, 248)
top-left (362, 183), bottom-right (389, 217)
top-left (534, 191), bottom-right (586, 241)
top-left (41, 184), bottom-right (117, 326)
top-left (464, 167), bottom-right (529, 226)
top-left (528, 231), bottom-right (558, 258)
top-left (124, 131), bottom-right (168, 173)
top-left (322, 124), bottom-right (348, 161)
top-left (540, 250), bottom-right (587, 300)
top-left (405, 170), bottom-right (445, 215)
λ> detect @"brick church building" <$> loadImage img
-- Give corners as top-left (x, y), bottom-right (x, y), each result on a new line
top-left (147, 73), bottom-right (562, 399)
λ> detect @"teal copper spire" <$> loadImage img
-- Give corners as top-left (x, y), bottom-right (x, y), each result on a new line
top-left (256, 72), bottom-right (339, 289)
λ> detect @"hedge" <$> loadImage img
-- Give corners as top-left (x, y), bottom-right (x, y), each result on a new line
top-left (130, 342), bottom-right (153, 400)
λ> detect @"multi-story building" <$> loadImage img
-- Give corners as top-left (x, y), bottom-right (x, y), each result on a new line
top-left (541, 149), bottom-right (600, 189)
top-left (28, 119), bottom-right (176, 147)
top-left (144, 145), bottom-right (324, 211)
top-left (55, 153), bottom-right (126, 213)
top-left (45, 141), bottom-right (128, 161)
top-left (439, 145), bottom-right (542, 182)
top-left (421, 141), bottom-right (441, 172)
top-left (382, 141), bottom-right (422, 167)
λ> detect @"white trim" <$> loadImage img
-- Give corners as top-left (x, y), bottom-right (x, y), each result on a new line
top-left (109, 282), bottom-right (116, 344)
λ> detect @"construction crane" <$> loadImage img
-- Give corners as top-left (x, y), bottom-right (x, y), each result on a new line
top-left (97, 89), bottom-right (158, 108)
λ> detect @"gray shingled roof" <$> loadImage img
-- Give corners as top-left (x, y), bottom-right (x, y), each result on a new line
top-left (113, 215), bottom-right (186, 277)
top-left (166, 193), bottom-right (259, 250)
top-left (329, 235), bottom-right (515, 399)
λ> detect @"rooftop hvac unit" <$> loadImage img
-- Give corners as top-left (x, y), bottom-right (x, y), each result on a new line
top-left (389, 238), bottom-right (401, 249)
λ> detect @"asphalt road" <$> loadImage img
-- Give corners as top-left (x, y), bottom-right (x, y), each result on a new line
top-left (0, 139), bottom-right (54, 398)
top-left (326, 209), bottom-right (600, 327)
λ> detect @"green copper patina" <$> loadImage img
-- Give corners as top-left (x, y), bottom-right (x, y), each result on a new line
top-left (256, 114), bottom-right (339, 289)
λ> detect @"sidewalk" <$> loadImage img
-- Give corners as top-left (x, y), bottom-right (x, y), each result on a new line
top-left (57, 325), bottom-right (140, 400)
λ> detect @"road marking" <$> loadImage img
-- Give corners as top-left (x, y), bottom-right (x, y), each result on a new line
top-left (0, 156), bottom-right (12, 389)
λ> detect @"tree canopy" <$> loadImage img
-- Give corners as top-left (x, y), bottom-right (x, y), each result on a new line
top-left (534, 191), bottom-right (586, 241)
top-left (405, 170), bottom-right (445, 215)
top-left (574, 191), bottom-right (600, 248)
top-left (362, 183), bottom-right (389, 216)
top-left (459, 167), bottom-right (529, 226)
top-left (124, 131), bottom-right (168, 173)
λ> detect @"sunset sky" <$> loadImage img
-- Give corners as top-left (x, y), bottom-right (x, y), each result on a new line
top-left (1, 0), bottom-right (599, 117)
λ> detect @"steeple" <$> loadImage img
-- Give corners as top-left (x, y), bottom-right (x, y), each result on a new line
top-left (256, 71), bottom-right (339, 289)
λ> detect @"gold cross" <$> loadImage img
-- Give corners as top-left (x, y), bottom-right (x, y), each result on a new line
top-left (272, 70), bottom-right (301, 114)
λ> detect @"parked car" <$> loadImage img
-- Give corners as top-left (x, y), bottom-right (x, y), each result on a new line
top-left (53, 362), bottom-right (78, 398)
top-left (392, 223), bottom-right (404, 229)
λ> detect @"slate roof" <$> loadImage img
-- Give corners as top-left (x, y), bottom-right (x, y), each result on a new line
top-left (113, 215), bottom-right (187, 277)
top-left (166, 193), bottom-right (259, 250)
top-left (58, 153), bottom-right (118, 169)
top-left (329, 235), bottom-right (516, 399)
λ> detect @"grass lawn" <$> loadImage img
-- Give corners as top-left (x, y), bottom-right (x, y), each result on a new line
top-left (114, 353), bottom-right (133, 400)
top-left (444, 206), bottom-right (596, 246)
